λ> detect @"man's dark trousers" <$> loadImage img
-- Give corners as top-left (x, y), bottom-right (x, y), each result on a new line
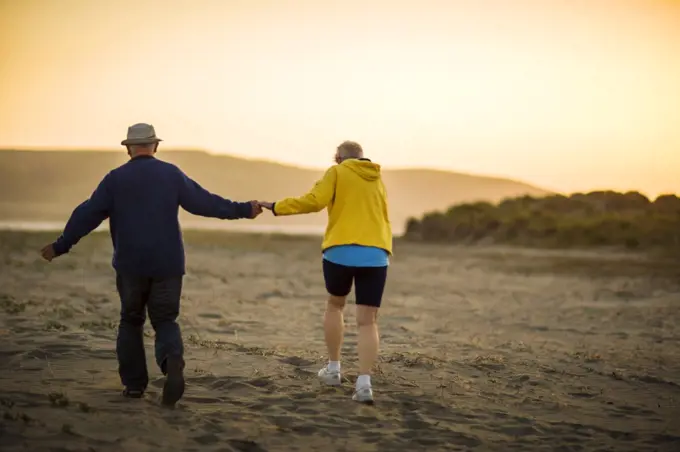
top-left (115, 273), bottom-right (184, 391)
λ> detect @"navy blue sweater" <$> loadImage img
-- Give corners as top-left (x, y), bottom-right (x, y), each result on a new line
top-left (52, 155), bottom-right (253, 277)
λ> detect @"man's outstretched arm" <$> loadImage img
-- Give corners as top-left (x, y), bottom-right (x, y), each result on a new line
top-left (44, 174), bottom-right (113, 260)
top-left (266, 167), bottom-right (337, 216)
top-left (178, 171), bottom-right (260, 219)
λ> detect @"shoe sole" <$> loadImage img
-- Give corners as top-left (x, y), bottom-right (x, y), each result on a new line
top-left (122, 389), bottom-right (144, 399)
top-left (162, 357), bottom-right (185, 407)
top-left (353, 396), bottom-right (375, 405)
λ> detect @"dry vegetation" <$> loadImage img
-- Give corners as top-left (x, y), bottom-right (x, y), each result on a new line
top-left (405, 191), bottom-right (680, 252)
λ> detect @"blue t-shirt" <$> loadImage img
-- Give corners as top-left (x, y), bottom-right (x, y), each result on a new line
top-left (323, 245), bottom-right (389, 267)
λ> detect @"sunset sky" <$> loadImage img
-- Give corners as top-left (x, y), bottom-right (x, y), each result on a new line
top-left (1, 0), bottom-right (678, 197)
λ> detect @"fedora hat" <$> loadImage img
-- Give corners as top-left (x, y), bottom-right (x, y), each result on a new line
top-left (121, 123), bottom-right (163, 146)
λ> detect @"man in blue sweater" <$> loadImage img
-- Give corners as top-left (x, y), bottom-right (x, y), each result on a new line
top-left (39, 123), bottom-right (261, 406)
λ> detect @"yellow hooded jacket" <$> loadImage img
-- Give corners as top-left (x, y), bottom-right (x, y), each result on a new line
top-left (273, 158), bottom-right (393, 255)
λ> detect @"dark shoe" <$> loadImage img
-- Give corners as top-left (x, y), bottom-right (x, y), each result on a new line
top-left (122, 388), bottom-right (144, 398)
top-left (162, 356), bottom-right (185, 406)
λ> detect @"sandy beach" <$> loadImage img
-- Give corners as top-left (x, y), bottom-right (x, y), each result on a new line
top-left (1, 230), bottom-right (679, 451)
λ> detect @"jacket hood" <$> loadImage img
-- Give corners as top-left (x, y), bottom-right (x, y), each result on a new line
top-left (340, 158), bottom-right (381, 181)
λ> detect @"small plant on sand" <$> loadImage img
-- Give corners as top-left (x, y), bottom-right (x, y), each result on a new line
top-left (77, 402), bottom-right (94, 413)
top-left (569, 350), bottom-right (603, 363)
top-left (472, 354), bottom-right (506, 370)
top-left (382, 352), bottom-right (443, 370)
top-left (3, 411), bottom-right (33, 424)
top-left (79, 319), bottom-right (117, 331)
top-left (186, 334), bottom-right (230, 350)
top-left (192, 367), bottom-right (215, 377)
top-left (44, 320), bottom-right (68, 332)
top-left (48, 391), bottom-right (69, 407)
top-left (0, 294), bottom-right (27, 314)
top-left (44, 306), bottom-right (76, 320)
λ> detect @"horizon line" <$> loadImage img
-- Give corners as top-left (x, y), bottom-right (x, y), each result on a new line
top-left (0, 146), bottom-right (547, 184)
top-left (2, 147), bottom-right (677, 198)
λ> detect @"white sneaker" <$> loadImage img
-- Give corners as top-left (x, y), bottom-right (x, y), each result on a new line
top-left (352, 386), bottom-right (374, 404)
top-left (317, 366), bottom-right (342, 386)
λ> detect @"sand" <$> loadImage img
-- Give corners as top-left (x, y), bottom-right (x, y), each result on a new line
top-left (0, 230), bottom-right (679, 452)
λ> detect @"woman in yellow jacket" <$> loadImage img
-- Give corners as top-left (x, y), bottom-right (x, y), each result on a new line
top-left (259, 141), bottom-right (392, 404)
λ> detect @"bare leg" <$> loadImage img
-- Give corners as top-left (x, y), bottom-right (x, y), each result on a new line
top-left (324, 295), bottom-right (346, 362)
top-left (317, 295), bottom-right (346, 385)
top-left (356, 305), bottom-right (379, 379)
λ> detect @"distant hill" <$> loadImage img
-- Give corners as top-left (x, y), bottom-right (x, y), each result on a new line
top-left (0, 149), bottom-right (550, 234)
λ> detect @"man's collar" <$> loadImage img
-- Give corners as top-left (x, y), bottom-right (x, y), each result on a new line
top-left (130, 154), bottom-right (155, 160)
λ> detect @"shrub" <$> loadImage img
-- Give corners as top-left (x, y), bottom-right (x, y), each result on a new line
top-left (403, 191), bottom-right (680, 250)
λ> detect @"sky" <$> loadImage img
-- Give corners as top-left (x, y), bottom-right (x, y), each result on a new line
top-left (1, 0), bottom-right (679, 197)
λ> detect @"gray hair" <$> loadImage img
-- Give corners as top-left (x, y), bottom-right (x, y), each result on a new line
top-left (337, 141), bottom-right (364, 159)
top-left (127, 143), bottom-right (158, 154)
top-left (128, 143), bottom-right (156, 151)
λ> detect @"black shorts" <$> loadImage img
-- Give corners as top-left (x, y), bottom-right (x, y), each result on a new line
top-left (322, 259), bottom-right (388, 308)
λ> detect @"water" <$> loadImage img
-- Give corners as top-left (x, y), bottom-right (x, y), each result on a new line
top-left (0, 220), bottom-right (326, 236)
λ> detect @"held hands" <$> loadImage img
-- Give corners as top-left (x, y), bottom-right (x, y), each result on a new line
top-left (246, 201), bottom-right (275, 219)
top-left (246, 201), bottom-right (274, 218)
top-left (248, 200), bottom-right (263, 218)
